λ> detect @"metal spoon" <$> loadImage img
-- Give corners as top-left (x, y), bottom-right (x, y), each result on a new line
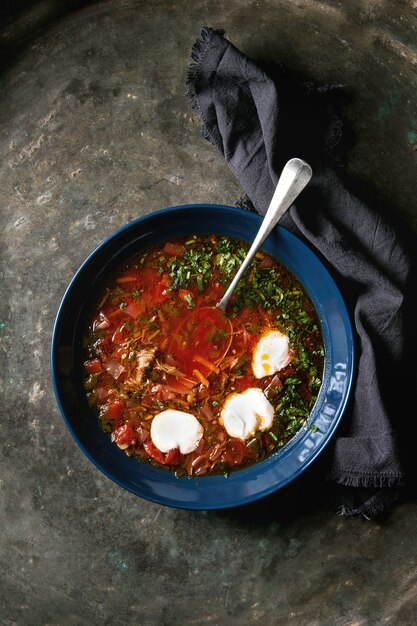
top-left (217, 158), bottom-right (313, 311)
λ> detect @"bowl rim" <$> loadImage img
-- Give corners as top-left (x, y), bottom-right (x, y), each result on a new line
top-left (51, 203), bottom-right (355, 509)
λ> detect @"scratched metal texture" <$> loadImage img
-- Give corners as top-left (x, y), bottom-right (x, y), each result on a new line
top-left (0, 2), bottom-right (416, 625)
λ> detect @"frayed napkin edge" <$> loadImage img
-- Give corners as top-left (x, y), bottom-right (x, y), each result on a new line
top-left (185, 26), bottom-right (226, 146)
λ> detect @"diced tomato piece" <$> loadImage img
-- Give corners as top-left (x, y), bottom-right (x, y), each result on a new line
top-left (124, 299), bottom-right (146, 319)
top-left (140, 267), bottom-right (160, 288)
top-left (163, 242), bottom-right (185, 256)
top-left (113, 423), bottom-right (137, 446)
top-left (141, 272), bottom-right (170, 305)
top-left (143, 439), bottom-right (165, 465)
top-left (155, 273), bottom-right (172, 302)
top-left (143, 440), bottom-right (183, 466)
top-left (142, 291), bottom-right (152, 306)
top-left (112, 323), bottom-right (130, 345)
top-left (84, 358), bottom-right (102, 374)
top-left (153, 282), bottom-right (169, 304)
top-left (151, 384), bottom-right (177, 402)
top-left (101, 399), bottom-right (126, 420)
top-left (222, 439), bottom-right (245, 466)
top-left (164, 448), bottom-right (183, 466)
top-left (143, 440), bottom-right (167, 465)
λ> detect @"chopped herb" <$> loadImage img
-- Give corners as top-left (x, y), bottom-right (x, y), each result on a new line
top-left (232, 265), bottom-right (284, 310)
top-left (285, 376), bottom-right (301, 386)
top-left (217, 237), bottom-right (233, 253)
top-left (168, 248), bottom-right (213, 291)
top-left (120, 302), bottom-right (127, 310)
top-left (183, 293), bottom-right (195, 309)
top-left (215, 249), bottom-right (246, 278)
top-left (196, 274), bottom-right (204, 292)
top-left (298, 346), bottom-right (312, 370)
top-left (309, 377), bottom-right (322, 391)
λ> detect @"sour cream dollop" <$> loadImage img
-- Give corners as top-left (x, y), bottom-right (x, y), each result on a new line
top-left (252, 330), bottom-right (292, 379)
top-left (151, 409), bottom-right (203, 454)
top-left (220, 388), bottom-right (274, 441)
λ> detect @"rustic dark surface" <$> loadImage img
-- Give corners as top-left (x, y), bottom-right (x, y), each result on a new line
top-left (1, 2), bottom-right (416, 625)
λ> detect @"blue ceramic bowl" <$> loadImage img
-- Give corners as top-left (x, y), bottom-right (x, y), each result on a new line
top-left (51, 204), bottom-right (355, 509)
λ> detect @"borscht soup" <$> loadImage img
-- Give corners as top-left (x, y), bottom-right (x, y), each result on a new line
top-left (83, 234), bottom-right (324, 476)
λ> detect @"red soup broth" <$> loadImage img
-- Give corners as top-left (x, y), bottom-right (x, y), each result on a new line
top-left (83, 234), bottom-right (324, 476)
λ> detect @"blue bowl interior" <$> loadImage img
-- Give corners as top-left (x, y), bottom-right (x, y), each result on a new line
top-left (51, 205), bottom-right (355, 509)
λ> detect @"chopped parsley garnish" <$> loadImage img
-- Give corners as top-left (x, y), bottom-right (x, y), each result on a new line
top-left (231, 265), bottom-right (284, 311)
top-left (168, 248), bottom-right (213, 291)
top-left (217, 237), bottom-right (234, 253)
top-left (214, 247), bottom-right (247, 278)
top-left (183, 293), bottom-right (195, 309)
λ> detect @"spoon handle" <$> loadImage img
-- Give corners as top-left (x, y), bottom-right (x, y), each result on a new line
top-left (217, 158), bottom-right (312, 311)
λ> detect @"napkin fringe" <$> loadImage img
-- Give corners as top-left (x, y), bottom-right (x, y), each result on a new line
top-left (336, 490), bottom-right (399, 519)
top-left (190, 25), bottom-right (224, 63)
top-left (186, 27), bottom-right (349, 167)
top-left (185, 27), bottom-right (225, 143)
top-left (328, 470), bottom-right (403, 489)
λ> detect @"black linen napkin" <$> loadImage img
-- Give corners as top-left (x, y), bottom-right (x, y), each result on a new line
top-left (186, 27), bottom-right (417, 518)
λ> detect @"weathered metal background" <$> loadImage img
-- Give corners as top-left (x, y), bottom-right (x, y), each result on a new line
top-left (1, 2), bottom-right (416, 624)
